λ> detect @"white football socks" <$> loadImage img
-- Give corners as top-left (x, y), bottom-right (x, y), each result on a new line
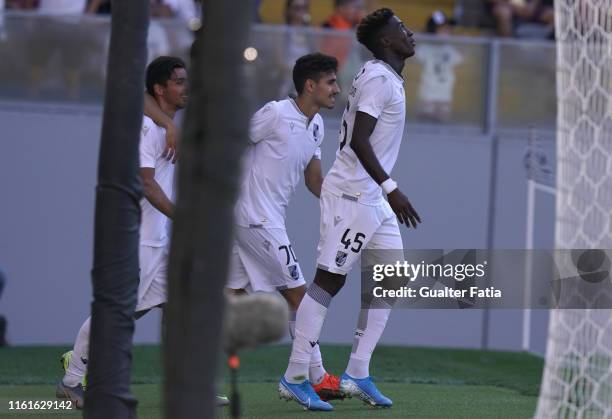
top-left (346, 306), bottom-right (391, 379)
top-left (285, 284), bottom-right (332, 384)
top-left (309, 346), bottom-right (326, 386)
top-left (289, 310), bottom-right (326, 385)
top-left (63, 316), bottom-right (90, 387)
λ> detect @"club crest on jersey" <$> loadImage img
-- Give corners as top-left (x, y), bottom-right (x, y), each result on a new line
top-left (263, 240), bottom-right (271, 251)
top-left (142, 125), bottom-right (149, 137)
top-left (290, 121), bottom-right (295, 131)
top-left (288, 264), bottom-right (299, 280)
top-left (335, 251), bottom-right (348, 267)
top-left (313, 123), bottom-right (319, 141)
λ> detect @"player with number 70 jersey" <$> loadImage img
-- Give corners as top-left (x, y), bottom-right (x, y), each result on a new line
top-left (227, 53), bottom-right (345, 407)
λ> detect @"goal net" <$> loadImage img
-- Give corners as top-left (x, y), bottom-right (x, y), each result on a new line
top-left (535, 1), bottom-right (612, 418)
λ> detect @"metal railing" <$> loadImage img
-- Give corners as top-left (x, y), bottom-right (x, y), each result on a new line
top-left (0, 12), bottom-right (556, 136)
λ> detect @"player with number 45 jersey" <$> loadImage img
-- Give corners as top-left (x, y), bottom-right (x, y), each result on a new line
top-left (282, 8), bottom-right (421, 411)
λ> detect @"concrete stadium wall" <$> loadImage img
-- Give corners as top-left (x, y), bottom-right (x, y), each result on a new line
top-left (0, 106), bottom-right (554, 355)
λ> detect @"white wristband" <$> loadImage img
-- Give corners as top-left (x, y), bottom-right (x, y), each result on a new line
top-left (381, 178), bottom-right (398, 195)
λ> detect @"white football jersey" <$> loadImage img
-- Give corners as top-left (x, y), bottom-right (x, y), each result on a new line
top-left (139, 116), bottom-right (175, 247)
top-left (323, 60), bottom-right (406, 204)
top-left (235, 99), bottom-right (324, 228)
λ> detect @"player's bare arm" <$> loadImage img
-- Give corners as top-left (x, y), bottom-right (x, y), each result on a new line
top-left (304, 157), bottom-right (323, 198)
top-left (144, 93), bottom-right (178, 163)
top-left (350, 111), bottom-right (421, 228)
top-left (140, 168), bottom-right (175, 219)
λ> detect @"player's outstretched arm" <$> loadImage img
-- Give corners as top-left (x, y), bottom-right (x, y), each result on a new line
top-left (350, 111), bottom-right (421, 228)
top-left (304, 157), bottom-right (323, 198)
top-left (143, 93), bottom-right (178, 163)
top-left (140, 168), bottom-right (175, 219)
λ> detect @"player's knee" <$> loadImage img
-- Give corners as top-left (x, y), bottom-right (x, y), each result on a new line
top-left (313, 269), bottom-right (346, 297)
top-left (227, 288), bottom-right (248, 296)
top-left (80, 317), bottom-right (91, 339)
top-left (280, 286), bottom-right (306, 310)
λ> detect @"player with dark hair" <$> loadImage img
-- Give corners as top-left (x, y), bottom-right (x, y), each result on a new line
top-left (228, 53), bottom-right (341, 410)
top-left (54, 56), bottom-right (215, 408)
top-left (145, 56), bottom-right (187, 98)
top-left (292, 53), bottom-right (339, 95)
top-left (281, 8), bottom-right (421, 410)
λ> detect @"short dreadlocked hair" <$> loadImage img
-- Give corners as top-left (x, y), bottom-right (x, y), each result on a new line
top-left (356, 8), bottom-right (394, 55)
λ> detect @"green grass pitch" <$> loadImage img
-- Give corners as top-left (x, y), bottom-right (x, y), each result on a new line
top-left (0, 344), bottom-right (543, 418)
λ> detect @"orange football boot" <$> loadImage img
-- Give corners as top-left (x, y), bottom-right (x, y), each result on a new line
top-left (312, 373), bottom-right (344, 401)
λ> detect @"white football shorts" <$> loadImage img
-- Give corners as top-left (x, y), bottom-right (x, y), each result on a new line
top-left (227, 226), bottom-right (306, 292)
top-left (136, 245), bottom-right (168, 312)
top-left (316, 188), bottom-right (404, 275)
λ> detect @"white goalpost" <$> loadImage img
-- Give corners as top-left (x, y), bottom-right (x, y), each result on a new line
top-left (535, 1), bottom-right (612, 418)
top-left (523, 129), bottom-right (556, 353)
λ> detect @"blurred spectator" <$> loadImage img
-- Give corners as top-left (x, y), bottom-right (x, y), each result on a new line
top-left (416, 11), bottom-right (463, 123)
top-left (277, 0), bottom-right (314, 97)
top-left (153, 0), bottom-right (200, 28)
top-left (322, 0), bottom-right (365, 29)
top-left (0, 268), bottom-right (7, 347)
top-left (320, 0), bottom-right (365, 90)
top-left (486, 0), bottom-right (554, 38)
top-left (151, 0), bottom-right (200, 59)
top-left (27, 0), bottom-right (88, 100)
top-left (285, 0), bottom-right (310, 26)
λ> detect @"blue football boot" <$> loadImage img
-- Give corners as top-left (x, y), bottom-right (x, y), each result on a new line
top-left (278, 376), bottom-right (333, 411)
top-left (339, 373), bottom-right (392, 407)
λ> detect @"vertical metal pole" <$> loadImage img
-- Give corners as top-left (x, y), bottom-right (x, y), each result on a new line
top-left (482, 39), bottom-right (501, 350)
top-left (523, 181), bottom-right (536, 351)
top-left (522, 127), bottom-right (537, 352)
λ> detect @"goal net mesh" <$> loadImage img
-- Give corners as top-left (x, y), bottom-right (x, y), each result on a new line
top-left (536, 1), bottom-right (612, 418)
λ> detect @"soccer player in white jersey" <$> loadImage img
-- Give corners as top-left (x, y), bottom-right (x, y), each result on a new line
top-left (280, 9), bottom-right (421, 410)
top-left (55, 56), bottom-right (196, 408)
top-left (227, 53), bottom-right (341, 409)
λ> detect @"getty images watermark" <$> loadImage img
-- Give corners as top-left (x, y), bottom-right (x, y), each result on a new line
top-left (360, 250), bottom-right (612, 309)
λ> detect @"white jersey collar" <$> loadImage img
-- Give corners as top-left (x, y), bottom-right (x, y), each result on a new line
top-left (288, 98), bottom-right (319, 127)
top-left (288, 98), bottom-right (308, 121)
top-left (371, 59), bottom-right (404, 84)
